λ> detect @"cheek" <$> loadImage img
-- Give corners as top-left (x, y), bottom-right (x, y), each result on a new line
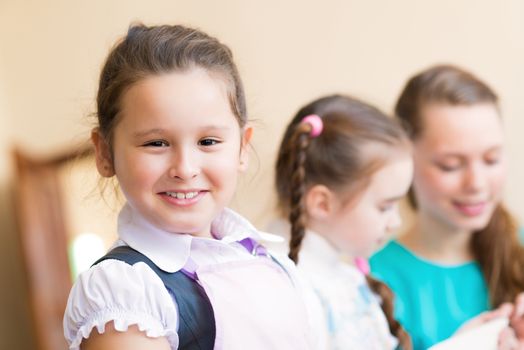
top-left (346, 208), bottom-right (377, 241)
top-left (115, 152), bottom-right (163, 189)
top-left (212, 146), bottom-right (242, 172)
top-left (413, 166), bottom-right (459, 200)
top-left (203, 151), bottom-right (241, 187)
top-left (488, 166), bottom-right (507, 195)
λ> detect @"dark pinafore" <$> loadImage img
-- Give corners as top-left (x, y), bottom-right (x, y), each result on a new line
top-left (93, 245), bottom-right (215, 350)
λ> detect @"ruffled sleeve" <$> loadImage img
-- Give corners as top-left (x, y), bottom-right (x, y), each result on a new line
top-left (63, 259), bottom-right (179, 349)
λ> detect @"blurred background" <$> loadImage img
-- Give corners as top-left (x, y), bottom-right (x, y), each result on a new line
top-left (1, 0), bottom-right (524, 348)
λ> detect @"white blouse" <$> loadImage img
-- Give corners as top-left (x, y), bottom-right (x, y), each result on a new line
top-left (299, 232), bottom-right (398, 350)
top-left (63, 204), bottom-right (287, 350)
top-left (266, 220), bottom-right (398, 350)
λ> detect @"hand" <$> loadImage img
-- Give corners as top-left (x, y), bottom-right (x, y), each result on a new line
top-left (496, 292), bottom-right (524, 350)
top-left (498, 292), bottom-right (524, 350)
top-left (509, 292), bottom-right (524, 345)
top-left (455, 303), bottom-right (513, 335)
top-left (498, 327), bottom-right (522, 350)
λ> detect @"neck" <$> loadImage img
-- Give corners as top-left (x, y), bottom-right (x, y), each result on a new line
top-left (307, 221), bottom-right (347, 256)
top-left (399, 210), bottom-right (474, 264)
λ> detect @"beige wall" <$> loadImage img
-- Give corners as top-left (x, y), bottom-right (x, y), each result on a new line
top-left (2, 0), bottom-right (524, 347)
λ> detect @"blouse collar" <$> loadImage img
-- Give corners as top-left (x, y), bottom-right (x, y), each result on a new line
top-left (117, 203), bottom-right (262, 273)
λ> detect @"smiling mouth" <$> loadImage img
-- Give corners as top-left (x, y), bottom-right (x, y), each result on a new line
top-left (165, 191), bottom-right (199, 199)
top-left (452, 201), bottom-right (489, 217)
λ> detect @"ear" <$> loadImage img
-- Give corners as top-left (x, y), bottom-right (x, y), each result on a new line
top-left (305, 184), bottom-right (336, 220)
top-left (239, 126), bottom-right (253, 172)
top-left (91, 128), bottom-right (115, 177)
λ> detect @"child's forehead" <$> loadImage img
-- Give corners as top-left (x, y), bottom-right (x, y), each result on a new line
top-left (117, 69), bottom-right (237, 128)
top-left (125, 68), bottom-right (229, 104)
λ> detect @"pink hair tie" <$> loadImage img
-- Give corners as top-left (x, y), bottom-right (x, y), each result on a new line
top-left (354, 257), bottom-right (370, 276)
top-left (301, 114), bottom-right (323, 137)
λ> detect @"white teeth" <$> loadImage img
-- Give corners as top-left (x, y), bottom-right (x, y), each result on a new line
top-left (166, 191), bottom-right (199, 199)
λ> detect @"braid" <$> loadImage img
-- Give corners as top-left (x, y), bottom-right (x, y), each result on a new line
top-left (366, 276), bottom-right (412, 350)
top-left (287, 123), bottom-right (313, 263)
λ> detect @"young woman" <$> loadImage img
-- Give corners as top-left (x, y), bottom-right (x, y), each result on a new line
top-left (371, 64), bottom-right (524, 350)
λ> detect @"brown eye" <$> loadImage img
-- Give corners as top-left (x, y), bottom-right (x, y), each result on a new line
top-left (379, 201), bottom-right (397, 213)
top-left (143, 140), bottom-right (169, 147)
top-left (199, 138), bottom-right (220, 146)
top-left (485, 157), bottom-right (500, 166)
top-left (437, 163), bottom-right (461, 172)
top-left (484, 151), bottom-right (501, 166)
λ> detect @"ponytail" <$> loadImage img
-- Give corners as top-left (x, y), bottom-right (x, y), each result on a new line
top-left (472, 204), bottom-right (524, 307)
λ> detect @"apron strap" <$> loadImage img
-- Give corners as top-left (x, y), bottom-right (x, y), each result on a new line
top-left (93, 245), bottom-right (215, 350)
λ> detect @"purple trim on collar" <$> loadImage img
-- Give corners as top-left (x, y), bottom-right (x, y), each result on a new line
top-left (181, 258), bottom-right (199, 280)
top-left (238, 237), bottom-right (268, 256)
top-left (181, 237), bottom-right (269, 281)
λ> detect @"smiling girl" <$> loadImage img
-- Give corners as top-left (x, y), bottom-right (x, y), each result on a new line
top-left (63, 24), bottom-right (313, 350)
top-left (371, 64), bottom-right (524, 350)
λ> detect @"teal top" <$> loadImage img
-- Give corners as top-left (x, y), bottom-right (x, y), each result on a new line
top-left (370, 240), bottom-right (489, 350)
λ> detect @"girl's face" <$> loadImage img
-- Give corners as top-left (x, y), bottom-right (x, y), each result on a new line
top-left (94, 68), bottom-right (250, 237)
top-left (411, 103), bottom-right (506, 233)
top-left (325, 154), bottom-right (414, 258)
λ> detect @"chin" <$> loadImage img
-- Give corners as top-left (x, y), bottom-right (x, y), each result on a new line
top-left (174, 224), bottom-right (208, 236)
top-left (444, 202), bottom-right (497, 232)
top-left (155, 219), bottom-right (204, 235)
top-left (453, 215), bottom-right (493, 232)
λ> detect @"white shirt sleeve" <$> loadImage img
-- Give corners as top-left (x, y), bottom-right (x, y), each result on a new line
top-left (63, 259), bottom-right (179, 350)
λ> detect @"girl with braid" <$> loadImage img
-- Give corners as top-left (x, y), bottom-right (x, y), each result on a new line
top-left (274, 94), bottom-right (414, 349)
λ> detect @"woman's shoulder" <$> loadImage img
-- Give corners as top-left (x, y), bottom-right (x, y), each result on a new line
top-left (370, 239), bottom-right (410, 267)
top-left (63, 258), bottom-right (178, 350)
top-left (370, 239), bottom-right (433, 286)
top-left (370, 238), bottom-right (487, 295)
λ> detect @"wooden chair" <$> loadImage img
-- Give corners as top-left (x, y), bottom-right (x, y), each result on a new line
top-left (12, 146), bottom-right (93, 350)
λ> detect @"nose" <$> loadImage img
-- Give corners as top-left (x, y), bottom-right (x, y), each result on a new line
top-left (168, 147), bottom-right (200, 181)
top-left (463, 162), bottom-right (486, 193)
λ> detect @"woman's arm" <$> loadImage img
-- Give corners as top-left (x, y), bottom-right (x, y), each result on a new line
top-left (81, 321), bottom-right (171, 350)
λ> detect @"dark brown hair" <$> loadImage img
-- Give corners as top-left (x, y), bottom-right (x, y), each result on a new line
top-left (275, 94), bottom-right (412, 349)
top-left (395, 64), bottom-right (524, 307)
top-left (96, 23), bottom-right (247, 152)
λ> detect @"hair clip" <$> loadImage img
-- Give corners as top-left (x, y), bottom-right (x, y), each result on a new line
top-left (354, 257), bottom-right (370, 275)
top-left (301, 114), bottom-right (323, 137)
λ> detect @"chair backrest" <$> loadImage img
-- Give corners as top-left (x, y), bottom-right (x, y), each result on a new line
top-left (12, 145), bottom-right (92, 350)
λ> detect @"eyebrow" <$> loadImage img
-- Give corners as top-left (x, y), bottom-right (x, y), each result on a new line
top-left (198, 125), bottom-right (232, 131)
top-left (437, 145), bottom-right (503, 158)
top-left (383, 195), bottom-right (406, 203)
top-left (133, 128), bottom-right (166, 139)
top-left (132, 125), bottom-right (232, 138)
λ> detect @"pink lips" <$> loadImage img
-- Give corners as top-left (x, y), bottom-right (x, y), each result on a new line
top-left (453, 201), bottom-right (487, 217)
